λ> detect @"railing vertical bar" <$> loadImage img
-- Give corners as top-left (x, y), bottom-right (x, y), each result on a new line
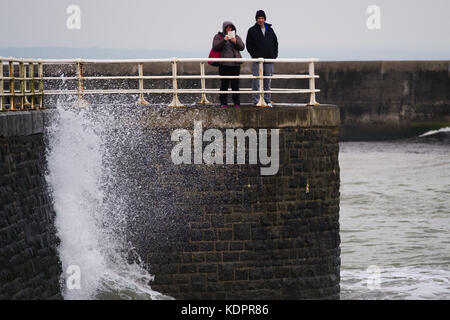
top-left (19, 60), bottom-right (26, 110)
top-left (307, 61), bottom-right (319, 106)
top-left (76, 60), bottom-right (88, 107)
top-left (9, 61), bottom-right (16, 110)
top-left (23, 62), bottom-right (31, 107)
top-left (0, 59), bottom-right (4, 111)
top-left (197, 62), bottom-right (211, 105)
top-left (29, 63), bottom-right (35, 109)
top-left (137, 63), bottom-right (149, 104)
top-left (168, 58), bottom-right (184, 107)
top-left (76, 61), bottom-right (83, 101)
top-left (38, 61), bottom-right (44, 109)
top-left (256, 58), bottom-right (269, 107)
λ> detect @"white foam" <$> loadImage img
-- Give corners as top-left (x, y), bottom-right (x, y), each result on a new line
top-left (341, 266), bottom-right (450, 300)
top-left (45, 101), bottom-right (170, 300)
top-left (419, 126), bottom-right (450, 137)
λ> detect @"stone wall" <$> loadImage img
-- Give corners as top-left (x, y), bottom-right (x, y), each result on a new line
top-left (0, 111), bottom-right (62, 299)
top-left (313, 61), bottom-right (450, 140)
top-left (105, 105), bottom-right (341, 299)
top-left (0, 104), bottom-right (340, 300)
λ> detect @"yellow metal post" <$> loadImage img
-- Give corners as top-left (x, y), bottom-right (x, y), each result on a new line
top-left (137, 63), bottom-right (149, 105)
top-left (0, 59), bottom-right (4, 111)
top-left (29, 63), bottom-right (35, 109)
top-left (19, 61), bottom-right (25, 109)
top-left (38, 61), bottom-right (44, 109)
top-left (9, 61), bottom-right (16, 110)
top-left (76, 60), bottom-right (88, 108)
top-left (197, 62), bottom-right (211, 105)
top-left (168, 58), bottom-right (184, 107)
top-left (22, 60), bottom-right (31, 108)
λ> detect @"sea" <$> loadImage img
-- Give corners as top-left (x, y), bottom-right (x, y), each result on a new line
top-left (339, 128), bottom-right (450, 299)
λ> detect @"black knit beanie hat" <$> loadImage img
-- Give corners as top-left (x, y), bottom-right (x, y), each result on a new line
top-left (255, 10), bottom-right (266, 20)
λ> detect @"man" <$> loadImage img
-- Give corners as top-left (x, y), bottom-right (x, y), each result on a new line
top-left (246, 10), bottom-right (278, 107)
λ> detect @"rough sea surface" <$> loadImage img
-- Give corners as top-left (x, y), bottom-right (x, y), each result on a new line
top-left (339, 128), bottom-right (450, 299)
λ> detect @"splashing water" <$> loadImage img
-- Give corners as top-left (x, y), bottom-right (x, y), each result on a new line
top-left (419, 126), bottom-right (450, 138)
top-left (45, 100), bottom-right (172, 300)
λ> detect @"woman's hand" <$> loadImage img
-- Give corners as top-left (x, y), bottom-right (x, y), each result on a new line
top-left (230, 37), bottom-right (237, 44)
top-left (224, 35), bottom-right (230, 41)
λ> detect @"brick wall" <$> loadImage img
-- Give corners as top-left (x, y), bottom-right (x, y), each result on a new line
top-left (105, 105), bottom-right (341, 299)
top-left (0, 111), bottom-right (62, 299)
top-left (0, 105), bottom-right (340, 300)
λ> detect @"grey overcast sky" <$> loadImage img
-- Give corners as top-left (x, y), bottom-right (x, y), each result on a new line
top-left (1, 0), bottom-right (450, 60)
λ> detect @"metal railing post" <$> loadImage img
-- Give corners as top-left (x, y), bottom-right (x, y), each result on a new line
top-left (9, 61), bottom-right (16, 110)
top-left (76, 59), bottom-right (88, 107)
top-left (307, 61), bottom-right (319, 106)
top-left (29, 62), bottom-right (35, 109)
top-left (168, 57), bottom-right (184, 107)
top-left (0, 59), bottom-right (4, 111)
top-left (197, 62), bottom-right (211, 105)
top-left (19, 60), bottom-right (26, 109)
top-left (38, 61), bottom-right (44, 109)
top-left (256, 58), bottom-right (269, 107)
top-left (137, 63), bottom-right (149, 104)
top-left (22, 60), bottom-right (31, 108)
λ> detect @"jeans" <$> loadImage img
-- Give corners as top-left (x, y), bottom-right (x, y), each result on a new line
top-left (219, 65), bottom-right (240, 105)
top-left (252, 62), bottom-right (274, 104)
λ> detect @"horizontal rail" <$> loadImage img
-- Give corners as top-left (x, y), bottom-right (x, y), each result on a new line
top-left (1, 57), bottom-right (319, 64)
top-left (1, 92), bottom-right (43, 96)
top-left (36, 75), bottom-right (319, 81)
top-left (40, 89), bottom-right (319, 95)
top-left (0, 56), bottom-right (321, 110)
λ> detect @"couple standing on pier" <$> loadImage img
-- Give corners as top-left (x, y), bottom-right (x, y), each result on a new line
top-left (211, 10), bottom-right (278, 108)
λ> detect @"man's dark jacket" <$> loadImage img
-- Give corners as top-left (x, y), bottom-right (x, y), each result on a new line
top-left (246, 23), bottom-right (278, 59)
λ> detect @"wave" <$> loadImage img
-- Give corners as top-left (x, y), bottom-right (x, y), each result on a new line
top-left (45, 99), bottom-right (171, 300)
top-left (341, 266), bottom-right (450, 300)
top-left (419, 126), bottom-right (450, 138)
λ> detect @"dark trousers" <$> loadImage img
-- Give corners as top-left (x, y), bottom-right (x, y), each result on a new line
top-left (219, 65), bottom-right (240, 105)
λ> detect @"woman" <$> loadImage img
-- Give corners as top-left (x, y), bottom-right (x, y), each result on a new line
top-left (212, 21), bottom-right (245, 108)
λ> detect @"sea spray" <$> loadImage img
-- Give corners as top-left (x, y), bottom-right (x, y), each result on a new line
top-left (419, 126), bottom-right (450, 138)
top-left (45, 100), bottom-right (171, 300)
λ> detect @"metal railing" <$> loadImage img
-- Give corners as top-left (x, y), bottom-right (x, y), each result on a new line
top-left (0, 56), bottom-right (320, 110)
